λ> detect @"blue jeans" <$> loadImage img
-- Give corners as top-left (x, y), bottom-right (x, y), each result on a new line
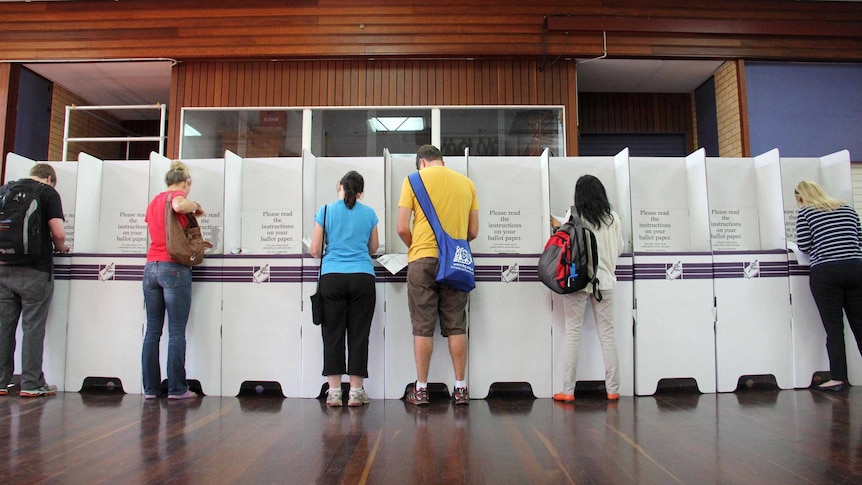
top-left (142, 261), bottom-right (192, 396)
top-left (0, 266), bottom-right (53, 390)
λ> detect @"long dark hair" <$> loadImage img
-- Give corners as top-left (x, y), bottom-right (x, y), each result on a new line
top-left (574, 175), bottom-right (613, 227)
top-left (340, 170), bottom-right (364, 209)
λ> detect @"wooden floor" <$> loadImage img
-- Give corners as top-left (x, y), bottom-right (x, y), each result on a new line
top-left (2, 386), bottom-right (862, 484)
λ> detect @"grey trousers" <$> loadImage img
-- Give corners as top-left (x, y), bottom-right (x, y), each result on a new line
top-left (0, 266), bottom-right (54, 390)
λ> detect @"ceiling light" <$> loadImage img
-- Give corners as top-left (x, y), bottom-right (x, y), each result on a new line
top-left (367, 117), bottom-right (425, 132)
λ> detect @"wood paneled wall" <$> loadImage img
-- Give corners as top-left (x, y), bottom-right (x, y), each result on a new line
top-left (578, 93), bottom-right (691, 133)
top-left (0, 1), bottom-right (859, 62)
top-left (167, 59), bottom-right (579, 157)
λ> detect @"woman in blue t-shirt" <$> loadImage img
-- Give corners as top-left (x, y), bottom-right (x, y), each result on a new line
top-left (311, 171), bottom-right (379, 407)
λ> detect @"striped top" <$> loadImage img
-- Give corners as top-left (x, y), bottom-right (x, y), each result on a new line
top-left (796, 204), bottom-right (862, 266)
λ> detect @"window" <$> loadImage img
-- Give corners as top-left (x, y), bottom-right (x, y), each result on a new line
top-left (181, 109), bottom-right (303, 159)
top-left (180, 106), bottom-right (564, 158)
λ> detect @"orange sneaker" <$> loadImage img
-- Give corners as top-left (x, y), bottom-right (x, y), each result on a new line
top-left (553, 393), bottom-right (575, 402)
top-left (607, 393), bottom-right (620, 401)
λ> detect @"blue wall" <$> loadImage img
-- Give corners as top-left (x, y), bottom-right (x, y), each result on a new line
top-left (746, 62), bottom-right (862, 160)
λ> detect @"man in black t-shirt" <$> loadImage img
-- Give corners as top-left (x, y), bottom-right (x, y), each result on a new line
top-left (0, 163), bottom-right (69, 397)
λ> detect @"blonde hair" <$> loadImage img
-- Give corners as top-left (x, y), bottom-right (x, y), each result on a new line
top-left (165, 161), bottom-right (191, 186)
top-left (795, 180), bottom-right (843, 211)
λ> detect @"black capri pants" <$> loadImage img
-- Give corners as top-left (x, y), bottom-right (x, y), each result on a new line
top-left (319, 273), bottom-right (376, 377)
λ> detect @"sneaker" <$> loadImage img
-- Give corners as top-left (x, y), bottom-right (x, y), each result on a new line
top-left (553, 392), bottom-right (575, 402)
top-left (347, 388), bottom-right (370, 407)
top-left (452, 387), bottom-right (470, 405)
top-left (20, 384), bottom-right (57, 397)
top-left (607, 393), bottom-right (620, 401)
top-left (326, 388), bottom-right (343, 407)
top-left (405, 386), bottom-right (430, 406)
top-left (167, 390), bottom-right (198, 400)
top-left (0, 384), bottom-right (8, 396)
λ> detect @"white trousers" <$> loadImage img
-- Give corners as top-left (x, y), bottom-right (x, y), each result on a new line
top-left (561, 289), bottom-right (619, 395)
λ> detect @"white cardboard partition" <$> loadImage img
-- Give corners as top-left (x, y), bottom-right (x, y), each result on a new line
top-left (151, 154), bottom-right (225, 396)
top-left (65, 155), bottom-right (149, 393)
top-left (708, 150), bottom-right (793, 392)
top-left (468, 154), bottom-right (552, 398)
top-left (547, 149), bottom-right (635, 396)
top-left (301, 154), bottom-right (386, 398)
top-left (382, 152), bottom-right (467, 398)
top-left (781, 150), bottom-right (860, 387)
top-left (4, 154), bottom-right (76, 391)
top-left (220, 151), bottom-right (302, 396)
top-left (631, 149), bottom-right (716, 395)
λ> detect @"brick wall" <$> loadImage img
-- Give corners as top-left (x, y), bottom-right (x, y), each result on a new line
top-left (49, 84), bottom-right (123, 161)
top-left (714, 61), bottom-right (744, 158)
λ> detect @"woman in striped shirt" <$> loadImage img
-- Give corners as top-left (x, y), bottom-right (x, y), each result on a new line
top-left (795, 180), bottom-right (862, 392)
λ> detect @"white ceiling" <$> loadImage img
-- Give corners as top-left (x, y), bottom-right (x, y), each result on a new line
top-left (25, 60), bottom-right (173, 120)
top-left (22, 58), bottom-right (724, 120)
top-left (576, 59), bottom-right (723, 93)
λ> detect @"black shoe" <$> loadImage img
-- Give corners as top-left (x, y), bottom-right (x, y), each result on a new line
top-left (817, 380), bottom-right (845, 392)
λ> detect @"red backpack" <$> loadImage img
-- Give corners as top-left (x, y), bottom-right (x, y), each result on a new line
top-left (537, 213), bottom-right (601, 301)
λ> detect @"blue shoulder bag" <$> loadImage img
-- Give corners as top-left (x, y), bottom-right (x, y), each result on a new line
top-left (408, 172), bottom-right (475, 292)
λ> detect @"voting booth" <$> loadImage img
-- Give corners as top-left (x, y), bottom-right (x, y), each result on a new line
top-left (781, 150), bottom-right (860, 387)
top-left (218, 151), bottom-right (303, 396)
top-left (708, 150), bottom-right (793, 392)
top-left (630, 149), bottom-right (716, 395)
top-left (65, 154), bottom-right (149, 393)
top-left (300, 153), bottom-right (386, 398)
top-left (4, 153), bottom-right (76, 391)
top-left (468, 153), bottom-right (553, 398)
top-left (546, 149), bottom-right (635, 396)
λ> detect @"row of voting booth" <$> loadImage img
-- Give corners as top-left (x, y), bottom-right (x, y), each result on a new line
top-left (5, 147), bottom-right (858, 398)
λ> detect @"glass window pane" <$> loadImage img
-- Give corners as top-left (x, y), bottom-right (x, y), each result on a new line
top-left (311, 109), bottom-right (431, 157)
top-left (181, 109), bottom-right (303, 159)
top-left (440, 107), bottom-right (564, 157)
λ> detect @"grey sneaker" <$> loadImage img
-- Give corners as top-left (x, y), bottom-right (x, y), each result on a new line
top-left (20, 384), bottom-right (57, 397)
top-left (405, 386), bottom-right (430, 406)
top-left (347, 388), bottom-right (370, 407)
top-left (326, 388), bottom-right (343, 407)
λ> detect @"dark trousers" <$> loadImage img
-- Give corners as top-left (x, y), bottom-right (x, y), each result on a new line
top-left (319, 273), bottom-right (376, 377)
top-left (809, 261), bottom-right (862, 382)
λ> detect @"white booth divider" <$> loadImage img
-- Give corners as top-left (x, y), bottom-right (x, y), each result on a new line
top-left (468, 153), bottom-right (553, 398)
top-left (547, 149), bottom-right (635, 396)
top-left (301, 154), bottom-right (386, 398)
top-left (151, 154), bottom-right (225, 396)
top-left (382, 152), bottom-right (466, 398)
top-left (65, 154), bottom-right (148, 393)
top-left (219, 151), bottom-right (301, 397)
top-left (780, 150), bottom-right (860, 387)
top-left (631, 149), bottom-right (716, 395)
top-left (4, 153), bottom-right (76, 391)
top-left (708, 150), bottom-right (793, 392)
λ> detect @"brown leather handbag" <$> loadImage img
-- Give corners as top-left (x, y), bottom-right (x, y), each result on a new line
top-left (165, 192), bottom-right (206, 266)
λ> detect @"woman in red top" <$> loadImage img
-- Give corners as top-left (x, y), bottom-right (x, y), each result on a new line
top-left (142, 161), bottom-right (208, 400)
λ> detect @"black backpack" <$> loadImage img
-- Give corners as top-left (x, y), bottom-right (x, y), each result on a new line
top-left (538, 212), bottom-right (602, 301)
top-left (0, 180), bottom-right (44, 266)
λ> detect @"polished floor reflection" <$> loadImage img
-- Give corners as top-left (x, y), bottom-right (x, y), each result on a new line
top-left (1, 387), bottom-right (861, 484)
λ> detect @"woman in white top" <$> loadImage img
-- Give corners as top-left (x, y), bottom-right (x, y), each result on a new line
top-left (553, 175), bottom-right (624, 402)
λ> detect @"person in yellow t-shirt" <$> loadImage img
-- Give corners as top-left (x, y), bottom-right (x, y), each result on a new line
top-left (396, 145), bottom-right (479, 406)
